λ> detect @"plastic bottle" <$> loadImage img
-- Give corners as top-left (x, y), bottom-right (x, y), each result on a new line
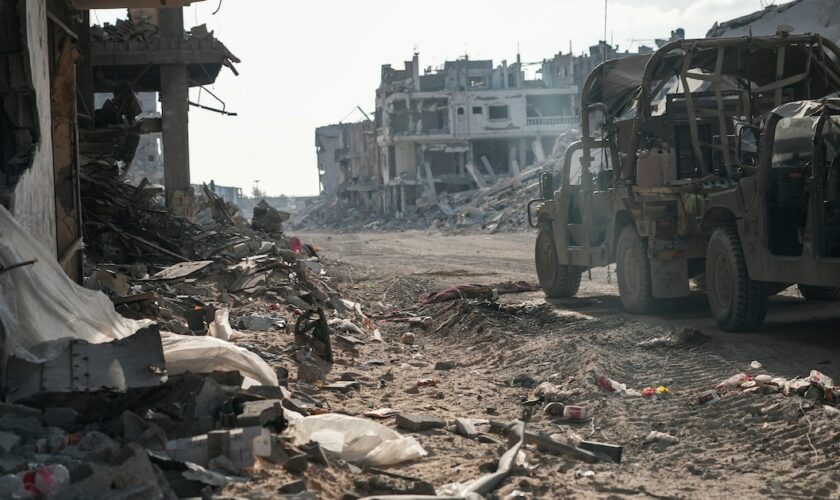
top-left (0, 464), bottom-right (70, 497)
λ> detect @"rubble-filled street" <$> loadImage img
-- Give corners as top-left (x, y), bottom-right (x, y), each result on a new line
top-left (271, 230), bottom-right (840, 498)
top-left (4, 0), bottom-right (840, 499)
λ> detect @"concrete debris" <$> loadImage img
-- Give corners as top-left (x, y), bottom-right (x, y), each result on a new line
top-left (295, 129), bottom-right (582, 234)
top-left (395, 413), bottom-right (447, 432)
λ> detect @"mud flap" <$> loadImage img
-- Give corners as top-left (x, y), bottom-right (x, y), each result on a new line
top-left (650, 258), bottom-right (690, 298)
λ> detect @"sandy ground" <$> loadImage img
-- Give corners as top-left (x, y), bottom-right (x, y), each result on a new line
top-left (229, 230), bottom-right (840, 499)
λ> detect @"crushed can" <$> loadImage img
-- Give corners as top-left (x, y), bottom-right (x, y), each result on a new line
top-left (562, 405), bottom-right (590, 421)
top-left (543, 402), bottom-right (565, 416)
top-left (698, 389), bottom-right (720, 405)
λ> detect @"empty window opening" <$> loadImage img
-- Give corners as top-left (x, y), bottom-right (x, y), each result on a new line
top-left (468, 76), bottom-right (486, 88)
top-left (489, 105), bottom-right (509, 120)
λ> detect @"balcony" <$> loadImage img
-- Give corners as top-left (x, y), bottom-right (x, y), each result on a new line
top-left (526, 116), bottom-right (577, 126)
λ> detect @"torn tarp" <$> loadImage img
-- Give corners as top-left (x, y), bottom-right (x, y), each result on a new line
top-left (0, 206), bottom-right (152, 363)
top-left (161, 333), bottom-right (279, 388)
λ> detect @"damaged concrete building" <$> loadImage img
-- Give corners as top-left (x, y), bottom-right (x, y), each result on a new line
top-left (0, 0), bottom-right (237, 283)
top-left (315, 119), bottom-right (380, 213)
top-left (375, 53), bottom-right (580, 214)
top-left (310, 37), bottom-right (681, 219)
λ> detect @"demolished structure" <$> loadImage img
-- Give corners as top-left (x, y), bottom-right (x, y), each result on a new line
top-left (375, 52), bottom-right (579, 214)
top-left (315, 119), bottom-right (380, 214)
top-left (303, 36), bottom-right (681, 229)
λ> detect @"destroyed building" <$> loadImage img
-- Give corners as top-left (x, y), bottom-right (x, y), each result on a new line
top-left (307, 37), bottom-right (680, 223)
top-left (315, 119), bottom-right (380, 213)
top-left (375, 53), bottom-right (579, 214)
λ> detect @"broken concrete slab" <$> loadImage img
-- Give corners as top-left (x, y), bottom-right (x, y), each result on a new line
top-left (454, 418), bottom-right (479, 438)
top-left (239, 314), bottom-right (279, 331)
top-left (148, 260), bottom-right (214, 280)
top-left (42, 407), bottom-right (81, 430)
top-left (283, 454), bottom-right (309, 474)
top-left (279, 479), bottom-right (308, 494)
top-left (395, 413), bottom-right (447, 432)
top-left (0, 430), bottom-right (21, 453)
top-left (235, 399), bottom-right (285, 428)
top-left (323, 381), bottom-right (360, 394)
top-left (0, 415), bottom-right (44, 438)
top-left (5, 325), bottom-right (166, 403)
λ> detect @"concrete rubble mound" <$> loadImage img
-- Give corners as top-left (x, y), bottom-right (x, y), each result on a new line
top-left (294, 130), bottom-right (580, 235)
top-left (0, 166), bottom-right (417, 497)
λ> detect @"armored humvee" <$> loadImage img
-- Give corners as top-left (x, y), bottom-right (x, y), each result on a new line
top-left (531, 33), bottom-right (840, 331)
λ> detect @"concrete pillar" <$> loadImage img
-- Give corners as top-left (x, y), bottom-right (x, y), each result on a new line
top-left (159, 8), bottom-right (192, 215)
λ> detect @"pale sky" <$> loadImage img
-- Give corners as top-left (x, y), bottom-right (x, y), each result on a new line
top-left (94, 0), bottom-right (763, 197)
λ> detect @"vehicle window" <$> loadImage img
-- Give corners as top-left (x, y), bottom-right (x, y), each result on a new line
top-left (771, 117), bottom-right (815, 169)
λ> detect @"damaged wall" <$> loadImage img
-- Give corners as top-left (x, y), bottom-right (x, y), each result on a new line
top-left (10, 0), bottom-right (57, 254)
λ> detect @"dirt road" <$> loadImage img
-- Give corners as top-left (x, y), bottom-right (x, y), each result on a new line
top-left (237, 231), bottom-right (840, 498)
top-left (305, 230), bottom-right (840, 375)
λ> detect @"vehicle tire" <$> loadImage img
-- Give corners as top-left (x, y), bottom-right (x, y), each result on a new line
top-left (705, 226), bottom-right (768, 331)
top-left (616, 224), bottom-right (654, 313)
top-left (798, 284), bottom-right (840, 301)
top-left (535, 227), bottom-right (581, 298)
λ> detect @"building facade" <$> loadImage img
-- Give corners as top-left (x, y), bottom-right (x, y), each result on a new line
top-left (315, 120), bottom-right (380, 213)
top-left (375, 53), bottom-right (579, 213)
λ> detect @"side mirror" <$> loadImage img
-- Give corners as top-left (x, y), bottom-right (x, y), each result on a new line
top-left (540, 172), bottom-right (555, 200)
top-left (738, 126), bottom-right (760, 166)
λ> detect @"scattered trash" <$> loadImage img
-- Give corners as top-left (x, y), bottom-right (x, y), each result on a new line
top-left (284, 413), bottom-right (427, 466)
top-left (596, 375), bottom-right (641, 396)
top-left (561, 406), bottom-right (590, 421)
top-left (396, 413), bottom-right (447, 432)
top-left (364, 408), bottom-right (398, 419)
top-left (698, 390), bottom-right (721, 405)
top-left (716, 373), bottom-right (751, 392)
top-left (208, 308), bottom-right (235, 340)
top-left (0, 464), bottom-right (70, 497)
top-left (543, 402), bottom-right (565, 416)
top-left (641, 386), bottom-right (671, 398)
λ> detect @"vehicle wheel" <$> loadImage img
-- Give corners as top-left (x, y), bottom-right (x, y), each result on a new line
top-left (705, 226), bottom-right (768, 331)
top-left (798, 284), bottom-right (840, 301)
top-left (616, 224), bottom-right (654, 313)
top-left (535, 227), bottom-right (581, 298)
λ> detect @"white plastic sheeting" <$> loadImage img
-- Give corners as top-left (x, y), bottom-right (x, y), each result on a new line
top-left (0, 206), bottom-right (280, 390)
top-left (160, 333), bottom-right (278, 388)
top-left (284, 412), bottom-right (427, 467)
top-left (0, 206), bottom-right (152, 363)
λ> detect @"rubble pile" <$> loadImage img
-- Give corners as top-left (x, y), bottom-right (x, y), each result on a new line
top-left (0, 167), bottom-right (406, 496)
top-left (295, 130), bottom-right (580, 234)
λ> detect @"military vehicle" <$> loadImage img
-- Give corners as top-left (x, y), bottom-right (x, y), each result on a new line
top-left (531, 33), bottom-right (840, 331)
